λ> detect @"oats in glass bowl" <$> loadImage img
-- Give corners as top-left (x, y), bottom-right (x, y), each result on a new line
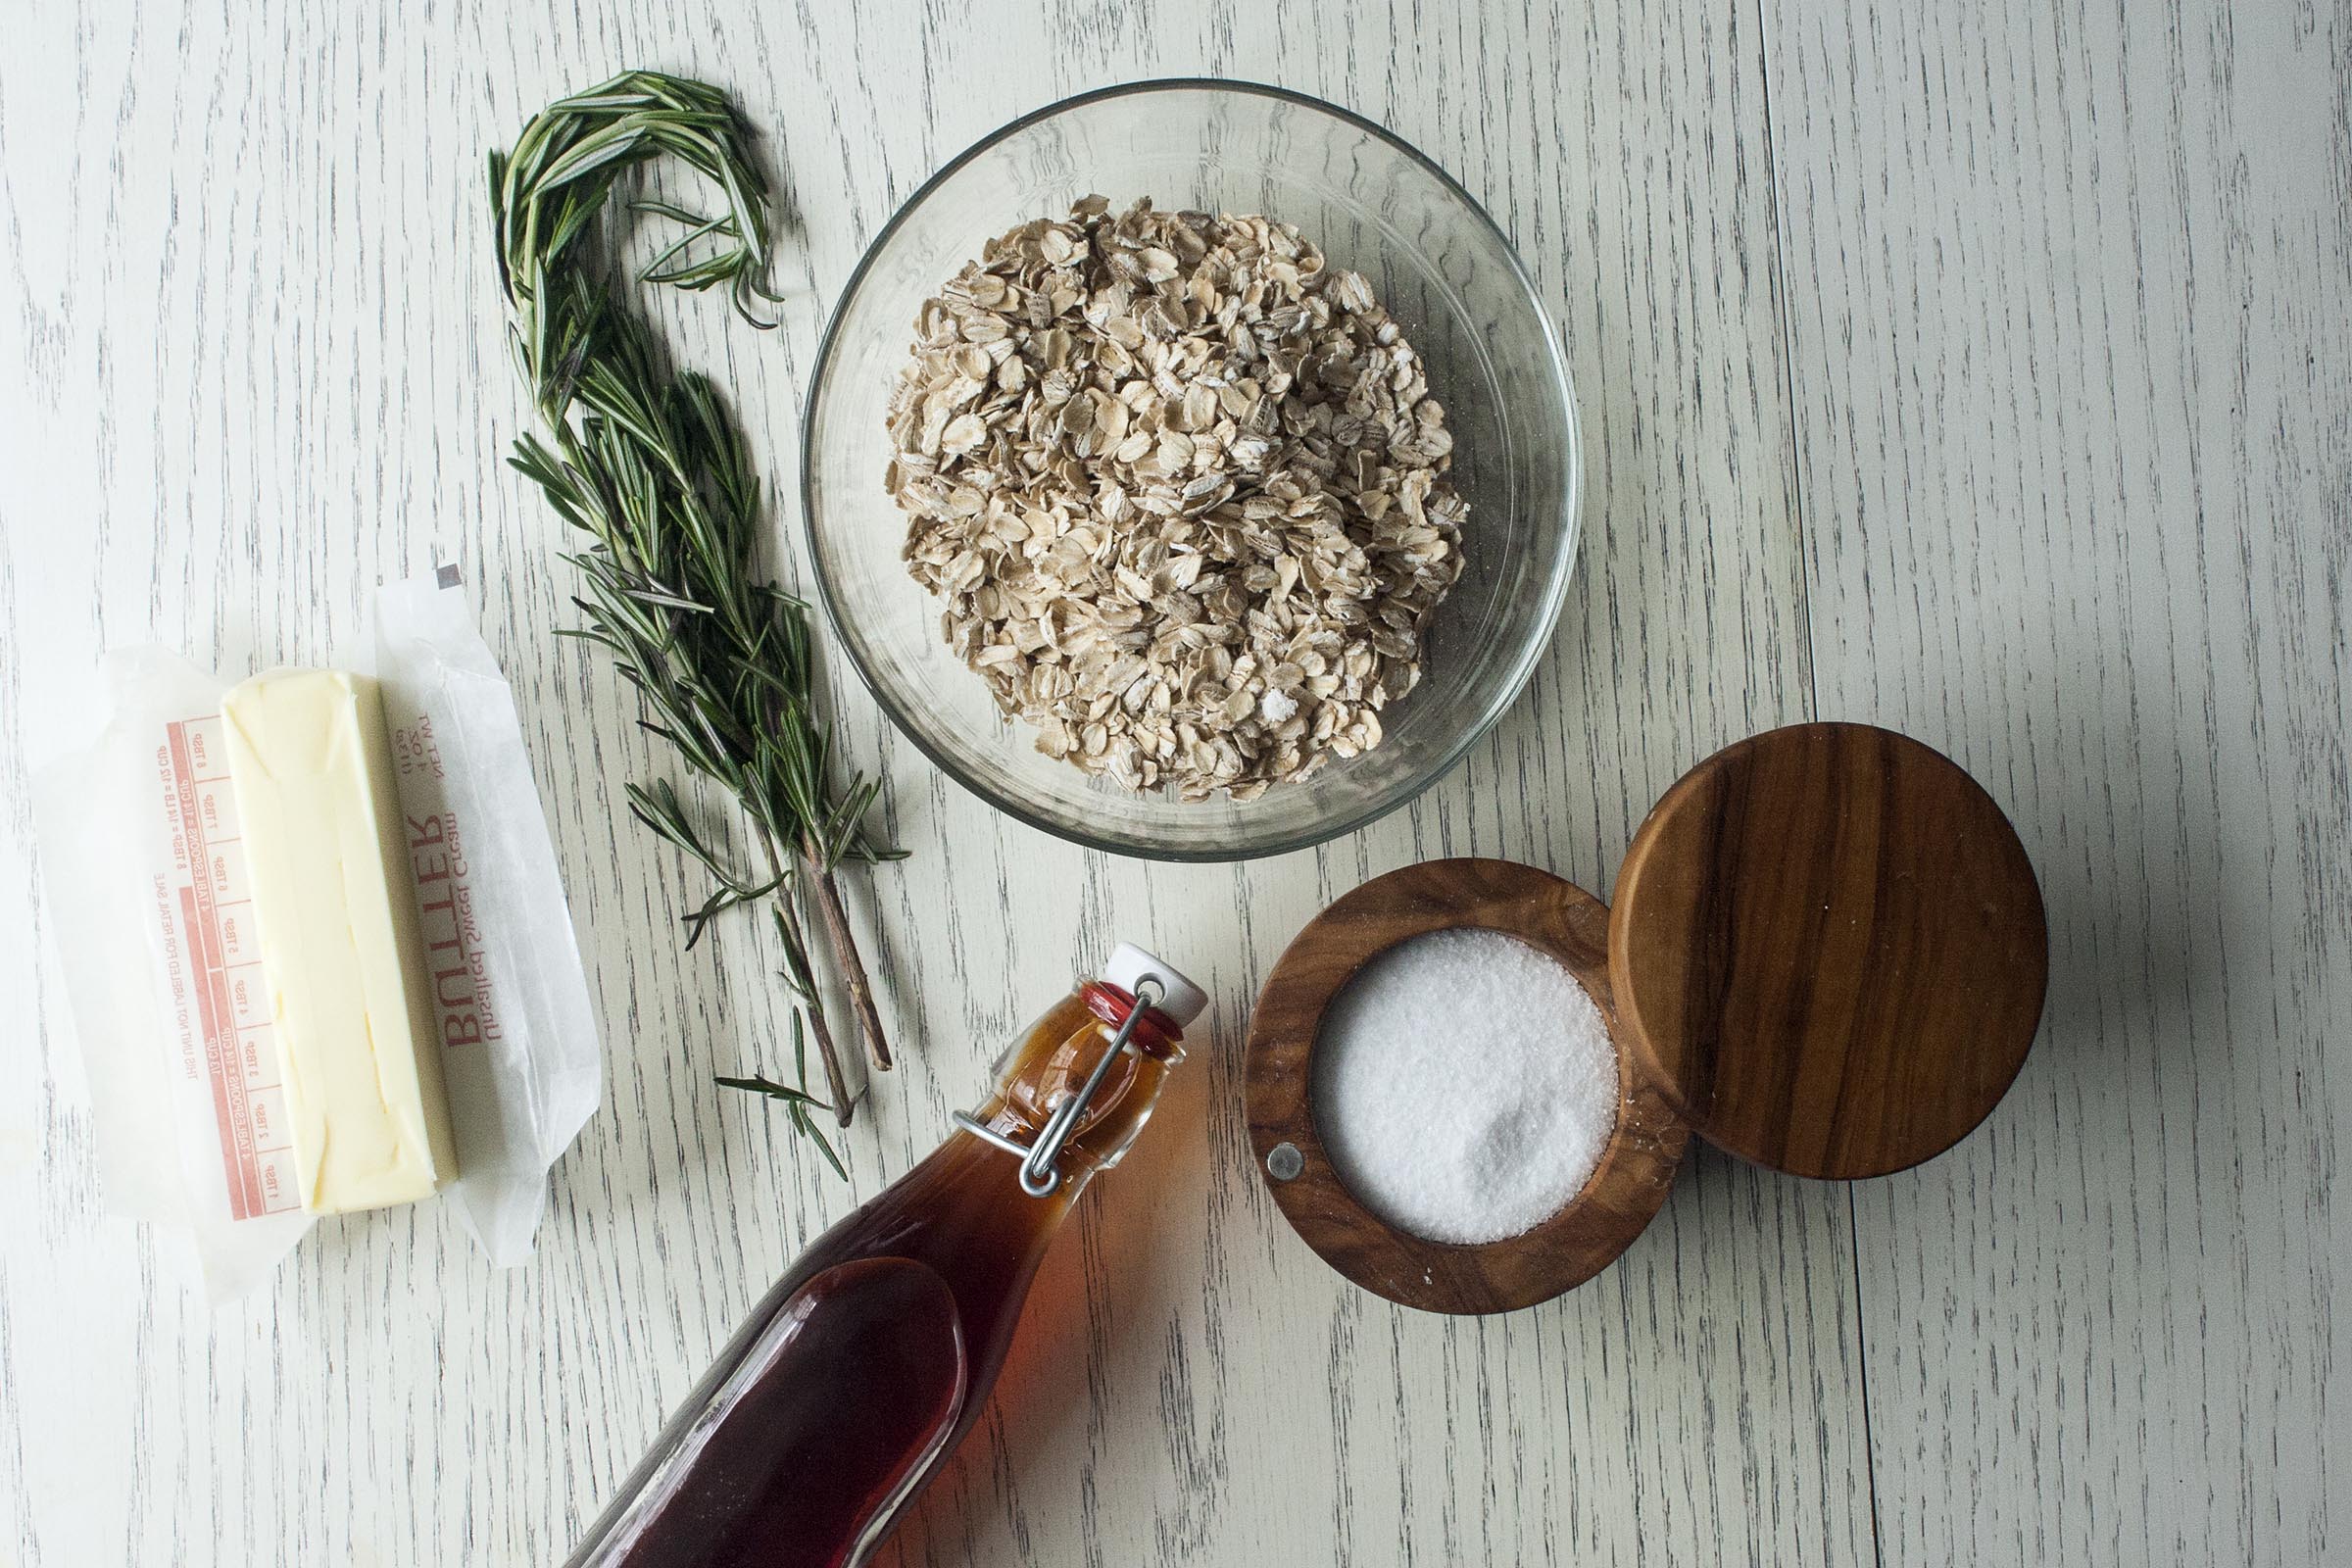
top-left (887, 196), bottom-right (1466, 802)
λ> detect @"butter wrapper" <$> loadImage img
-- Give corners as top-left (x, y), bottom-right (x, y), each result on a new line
top-left (372, 573), bottom-right (601, 1264)
top-left (31, 569), bottom-right (602, 1299)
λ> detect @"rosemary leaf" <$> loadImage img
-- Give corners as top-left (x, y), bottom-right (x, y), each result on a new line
top-left (714, 1073), bottom-right (827, 1108)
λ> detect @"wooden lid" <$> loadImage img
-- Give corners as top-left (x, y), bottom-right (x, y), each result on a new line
top-left (1607, 723), bottom-right (2047, 1179)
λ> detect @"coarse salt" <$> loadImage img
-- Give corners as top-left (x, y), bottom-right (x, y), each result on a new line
top-left (1312, 927), bottom-right (1618, 1245)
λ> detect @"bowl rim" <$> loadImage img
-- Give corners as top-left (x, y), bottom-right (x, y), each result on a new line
top-left (801, 75), bottom-right (1582, 862)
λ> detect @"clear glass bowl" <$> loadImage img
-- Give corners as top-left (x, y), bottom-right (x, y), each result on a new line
top-left (803, 80), bottom-right (1579, 860)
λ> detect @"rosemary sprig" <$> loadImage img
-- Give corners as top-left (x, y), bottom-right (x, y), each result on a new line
top-left (490, 71), bottom-right (903, 1138)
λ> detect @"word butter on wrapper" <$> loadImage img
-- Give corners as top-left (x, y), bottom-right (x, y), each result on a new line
top-left (33, 570), bottom-right (603, 1298)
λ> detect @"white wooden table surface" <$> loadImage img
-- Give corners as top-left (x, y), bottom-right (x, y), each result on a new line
top-left (2, 2), bottom-right (2344, 1564)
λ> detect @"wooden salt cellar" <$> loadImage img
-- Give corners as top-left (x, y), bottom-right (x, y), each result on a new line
top-left (1244, 858), bottom-right (1689, 1314)
top-left (1244, 722), bottom-right (2049, 1314)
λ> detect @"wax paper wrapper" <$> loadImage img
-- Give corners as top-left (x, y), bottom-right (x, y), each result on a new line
top-left (32, 570), bottom-right (602, 1299)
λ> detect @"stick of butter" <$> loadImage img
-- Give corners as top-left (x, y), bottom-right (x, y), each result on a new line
top-left (220, 669), bottom-right (460, 1214)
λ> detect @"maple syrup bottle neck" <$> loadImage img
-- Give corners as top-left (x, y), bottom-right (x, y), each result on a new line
top-left (957, 981), bottom-right (1188, 1203)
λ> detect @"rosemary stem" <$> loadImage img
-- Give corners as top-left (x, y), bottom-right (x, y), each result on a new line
top-left (742, 813), bottom-right (857, 1128)
top-left (779, 895), bottom-right (857, 1128)
top-left (805, 849), bottom-right (894, 1072)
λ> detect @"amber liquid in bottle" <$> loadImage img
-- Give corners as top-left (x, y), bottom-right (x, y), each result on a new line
top-left (565, 982), bottom-right (1186, 1568)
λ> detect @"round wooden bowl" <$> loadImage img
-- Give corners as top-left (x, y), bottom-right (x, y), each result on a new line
top-left (1244, 858), bottom-right (1690, 1314)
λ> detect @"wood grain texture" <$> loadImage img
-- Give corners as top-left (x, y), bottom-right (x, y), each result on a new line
top-left (1761, 0), bottom-right (2350, 1561)
top-left (10, 0), bottom-right (2328, 1563)
top-left (1245, 858), bottom-right (1690, 1315)
top-left (5, 0), bottom-right (1869, 1556)
top-left (1610, 722), bottom-right (2047, 1180)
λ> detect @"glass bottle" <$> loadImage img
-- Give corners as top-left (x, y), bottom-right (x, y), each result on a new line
top-left (564, 945), bottom-right (1205, 1568)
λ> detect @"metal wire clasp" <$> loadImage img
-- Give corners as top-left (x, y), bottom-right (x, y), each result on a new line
top-left (954, 977), bottom-right (1165, 1198)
